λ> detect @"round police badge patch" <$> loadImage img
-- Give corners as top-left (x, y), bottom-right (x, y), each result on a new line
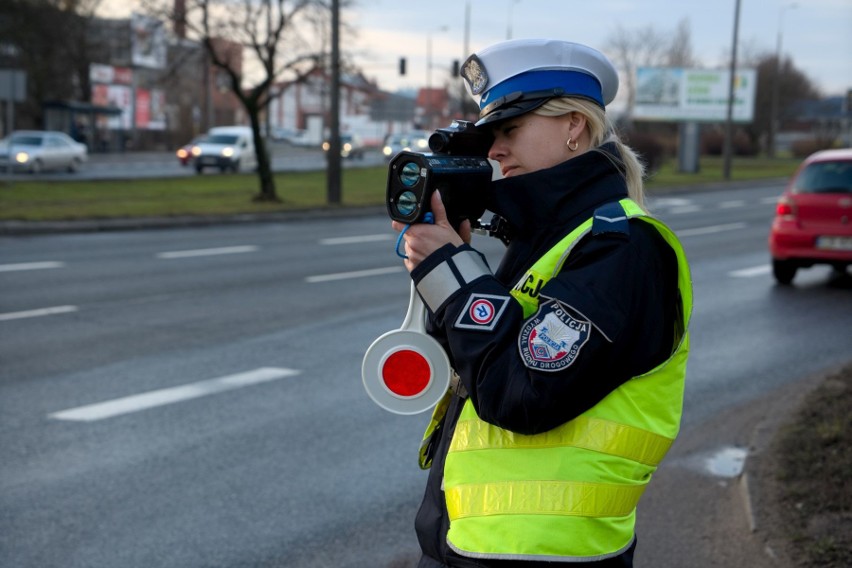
top-left (518, 300), bottom-right (591, 371)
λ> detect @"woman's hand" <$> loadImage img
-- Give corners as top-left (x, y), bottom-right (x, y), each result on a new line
top-left (391, 191), bottom-right (472, 272)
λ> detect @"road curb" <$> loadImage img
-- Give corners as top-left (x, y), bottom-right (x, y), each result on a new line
top-left (0, 205), bottom-right (387, 236)
top-left (0, 178), bottom-right (786, 236)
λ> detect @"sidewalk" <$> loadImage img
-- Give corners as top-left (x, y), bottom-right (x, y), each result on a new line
top-left (635, 363), bottom-right (849, 567)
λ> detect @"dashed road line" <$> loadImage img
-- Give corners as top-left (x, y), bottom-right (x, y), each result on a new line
top-left (678, 222), bottom-right (747, 237)
top-left (319, 234), bottom-right (393, 245)
top-left (670, 205), bottom-right (703, 214)
top-left (49, 367), bottom-right (301, 422)
top-left (0, 305), bottom-right (78, 321)
top-left (0, 261), bottom-right (65, 272)
top-left (730, 265), bottom-right (771, 278)
top-left (306, 266), bottom-right (404, 283)
top-left (156, 245), bottom-right (259, 259)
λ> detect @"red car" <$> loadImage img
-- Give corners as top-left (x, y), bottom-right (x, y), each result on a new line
top-left (176, 136), bottom-right (205, 166)
top-left (769, 148), bottom-right (852, 284)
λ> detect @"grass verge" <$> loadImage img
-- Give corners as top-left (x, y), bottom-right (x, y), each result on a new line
top-left (773, 363), bottom-right (852, 566)
top-left (0, 155), bottom-right (800, 222)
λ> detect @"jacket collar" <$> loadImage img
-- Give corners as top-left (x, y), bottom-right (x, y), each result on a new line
top-left (487, 142), bottom-right (627, 237)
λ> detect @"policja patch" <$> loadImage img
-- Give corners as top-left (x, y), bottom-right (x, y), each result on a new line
top-left (518, 299), bottom-right (590, 371)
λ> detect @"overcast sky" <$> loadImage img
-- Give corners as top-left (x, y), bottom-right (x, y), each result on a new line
top-left (102, 0), bottom-right (851, 98)
top-left (348, 0), bottom-right (851, 97)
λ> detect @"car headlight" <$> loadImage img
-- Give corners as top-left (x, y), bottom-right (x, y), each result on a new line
top-left (343, 143), bottom-right (352, 152)
top-left (221, 147), bottom-right (234, 158)
top-left (416, 139), bottom-right (428, 149)
top-left (191, 146), bottom-right (201, 157)
top-left (322, 142), bottom-right (330, 151)
top-left (383, 146), bottom-right (392, 156)
top-left (177, 148), bottom-right (188, 159)
top-left (15, 151), bottom-right (30, 164)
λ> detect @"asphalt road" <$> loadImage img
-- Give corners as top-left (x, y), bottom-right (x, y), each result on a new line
top-left (1, 182), bottom-right (850, 567)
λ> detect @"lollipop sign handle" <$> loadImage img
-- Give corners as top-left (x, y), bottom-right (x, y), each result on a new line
top-left (400, 281), bottom-right (427, 333)
top-left (361, 282), bottom-right (452, 415)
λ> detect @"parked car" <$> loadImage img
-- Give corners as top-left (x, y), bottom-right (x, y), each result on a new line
top-left (768, 148), bottom-right (852, 284)
top-left (382, 130), bottom-right (430, 160)
top-left (176, 135), bottom-right (206, 166)
top-left (192, 126), bottom-right (257, 174)
top-left (322, 133), bottom-right (365, 159)
top-left (271, 127), bottom-right (309, 145)
top-left (0, 130), bottom-right (87, 173)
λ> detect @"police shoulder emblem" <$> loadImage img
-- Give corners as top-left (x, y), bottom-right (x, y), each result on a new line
top-left (455, 293), bottom-right (510, 331)
top-left (461, 55), bottom-right (489, 95)
top-left (518, 300), bottom-right (591, 371)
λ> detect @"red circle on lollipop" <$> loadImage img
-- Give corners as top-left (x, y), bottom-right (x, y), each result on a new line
top-left (382, 349), bottom-right (432, 397)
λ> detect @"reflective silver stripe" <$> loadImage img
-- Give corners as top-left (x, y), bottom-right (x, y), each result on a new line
top-left (417, 261), bottom-right (461, 312)
top-left (453, 250), bottom-right (491, 284)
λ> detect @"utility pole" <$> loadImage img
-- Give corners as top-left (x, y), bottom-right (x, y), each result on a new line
top-left (769, 3), bottom-right (797, 158)
top-left (327, 0), bottom-right (342, 205)
top-left (723, 0), bottom-right (741, 181)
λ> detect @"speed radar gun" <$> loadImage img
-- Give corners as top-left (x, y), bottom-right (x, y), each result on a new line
top-left (362, 120), bottom-right (496, 415)
top-left (386, 120), bottom-right (493, 230)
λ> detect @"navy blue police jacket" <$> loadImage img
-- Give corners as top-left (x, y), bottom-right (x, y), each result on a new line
top-left (409, 144), bottom-right (680, 568)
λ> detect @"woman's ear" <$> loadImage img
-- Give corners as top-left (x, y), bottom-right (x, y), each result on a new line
top-left (565, 111), bottom-right (587, 138)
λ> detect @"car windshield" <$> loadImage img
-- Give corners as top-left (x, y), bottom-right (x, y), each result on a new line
top-left (207, 135), bottom-right (239, 144)
top-left (795, 161), bottom-right (852, 194)
top-left (10, 135), bottom-right (44, 146)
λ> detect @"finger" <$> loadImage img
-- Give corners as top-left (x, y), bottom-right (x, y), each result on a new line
top-left (430, 190), bottom-right (450, 226)
top-left (458, 219), bottom-right (472, 244)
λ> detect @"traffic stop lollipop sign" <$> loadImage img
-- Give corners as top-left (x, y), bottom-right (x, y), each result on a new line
top-left (362, 282), bottom-right (451, 415)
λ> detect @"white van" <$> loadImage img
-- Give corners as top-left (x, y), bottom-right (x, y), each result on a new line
top-left (192, 126), bottom-right (258, 174)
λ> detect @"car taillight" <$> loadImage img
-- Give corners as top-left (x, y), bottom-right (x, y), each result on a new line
top-left (776, 197), bottom-right (796, 219)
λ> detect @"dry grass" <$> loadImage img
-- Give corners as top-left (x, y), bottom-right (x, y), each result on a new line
top-left (773, 364), bottom-right (852, 567)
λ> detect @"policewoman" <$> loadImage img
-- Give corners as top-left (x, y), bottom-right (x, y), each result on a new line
top-left (392, 38), bottom-right (692, 567)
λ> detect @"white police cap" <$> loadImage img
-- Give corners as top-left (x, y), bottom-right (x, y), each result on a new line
top-left (460, 38), bottom-right (619, 126)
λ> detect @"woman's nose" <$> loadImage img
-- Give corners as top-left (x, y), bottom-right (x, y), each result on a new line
top-left (487, 139), bottom-right (505, 161)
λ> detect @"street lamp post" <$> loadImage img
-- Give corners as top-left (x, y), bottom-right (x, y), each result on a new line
top-left (426, 25), bottom-right (449, 128)
top-left (768, 3), bottom-right (797, 158)
top-left (506, 0), bottom-right (521, 40)
top-left (723, 0), bottom-right (742, 181)
top-left (427, 25), bottom-right (449, 92)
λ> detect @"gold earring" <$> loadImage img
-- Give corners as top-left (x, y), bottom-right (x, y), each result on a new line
top-left (566, 137), bottom-right (579, 151)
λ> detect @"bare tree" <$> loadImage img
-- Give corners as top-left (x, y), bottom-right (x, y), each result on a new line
top-left (746, 52), bottom-right (821, 153)
top-left (0, 0), bottom-right (103, 131)
top-left (145, 0), bottom-right (329, 202)
top-left (606, 18), bottom-right (697, 121)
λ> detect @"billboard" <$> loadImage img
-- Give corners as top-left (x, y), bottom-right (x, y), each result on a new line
top-left (131, 13), bottom-right (167, 69)
top-left (633, 67), bottom-right (757, 123)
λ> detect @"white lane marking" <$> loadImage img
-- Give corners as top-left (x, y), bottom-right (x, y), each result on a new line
top-left (678, 222), bottom-right (747, 237)
top-left (650, 197), bottom-right (693, 208)
top-left (761, 196), bottom-right (780, 204)
top-left (730, 265), bottom-right (771, 278)
top-left (670, 205), bottom-right (702, 214)
top-left (156, 245), bottom-right (258, 259)
top-left (0, 261), bottom-right (65, 272)
top-left (49, 367), bottom-right (301, 422)
top-left (719, 200), bottom-right (746, 209)
top-left (306, 266), bottom-right (404, 283)
top-left (0, 305), bottom-right (78, 321)
top-left (320, 234), bottom-right (393, 245)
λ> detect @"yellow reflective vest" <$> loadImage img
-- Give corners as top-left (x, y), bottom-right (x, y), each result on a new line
top-left (434, 198), bottom-right (692, 562)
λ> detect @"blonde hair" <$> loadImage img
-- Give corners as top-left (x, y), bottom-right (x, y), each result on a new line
top-left (533, 98), bottom-right (647, 211)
